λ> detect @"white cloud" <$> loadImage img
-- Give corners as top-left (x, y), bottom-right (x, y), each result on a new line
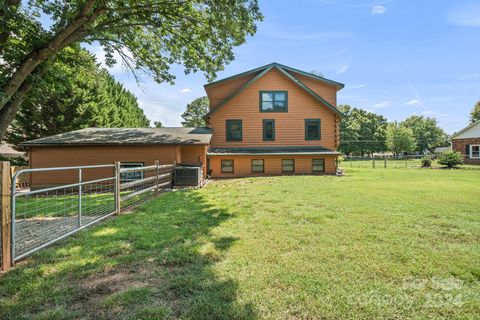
top-left (458, 73), bottom-right (480, 81)
top-left (373, 101), bottom-right (391, 108)
top-left (336, 64), bottom-right (349, 75)
top-left (448, 3), bottom-right (480, 27)
top-left (405, 99), bottom-right (420, 106)
top-left (421, 111), bottom-right (434, 115)
top-left (138, 99), bottom-right (182, 127)
top-left (180, 88), bottom-right (192, 93)
top-left (371, 5), bottom-right (386, 15)
top-left (348, 84), bottom-right (368, 89)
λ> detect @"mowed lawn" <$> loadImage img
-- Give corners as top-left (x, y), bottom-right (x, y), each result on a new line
top-left (1, 168), bottom-right (480, 319)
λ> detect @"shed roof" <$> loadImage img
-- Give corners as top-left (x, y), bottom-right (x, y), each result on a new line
top-left (207, 146), bottom-right (342, 156)
top-left (21, 127), bottom-right (212, 147)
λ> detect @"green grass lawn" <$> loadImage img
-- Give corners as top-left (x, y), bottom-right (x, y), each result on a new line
top-left (1, 168), bottom-right (479, 319)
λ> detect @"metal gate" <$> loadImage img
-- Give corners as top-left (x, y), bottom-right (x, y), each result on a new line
top-left (11, 164), bottom-right (118, 261)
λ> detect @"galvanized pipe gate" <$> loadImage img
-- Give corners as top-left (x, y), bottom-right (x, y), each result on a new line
top-left (1, 161), bottom-right (174, 271)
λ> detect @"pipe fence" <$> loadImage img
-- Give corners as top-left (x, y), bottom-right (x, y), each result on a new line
top-left (1, 160), bottom-right (174, 271)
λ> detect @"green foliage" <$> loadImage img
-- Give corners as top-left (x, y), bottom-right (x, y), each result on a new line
top-left (470, 101), bottom-right (480, 123)
top-left (181, 96), bottom-right (209, 127)
top-left (5, 45), bottom-right (149, 148)
top-left (338, 105), bottom-right (388, 156)
top-left (437, 151), bottom-right (464, 168)
top-left (386, 121), bottom-right (416, 155)
top-left (0, 0), bottom-right (263, 138)
top-left (154, 121), bottom-right (163, 128)
top-left (421, 155), bottom-right (433, 167)
top-left (401, 115), bottom-right (448, 152)
top-left (1, 171), bottom-right (480, 319)
top-left (0, 155), bottom-right (28, 166)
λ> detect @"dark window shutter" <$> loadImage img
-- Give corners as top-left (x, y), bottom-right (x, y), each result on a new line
top-left (466, 145), bottom-right (470, 158)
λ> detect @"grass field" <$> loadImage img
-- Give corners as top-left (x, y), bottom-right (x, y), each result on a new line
top-left (1, 168), bottom-right (479, 319)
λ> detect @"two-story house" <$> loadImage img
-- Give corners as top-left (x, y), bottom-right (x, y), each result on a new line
top-left (22, 63), bottom-right (344, 187)
top-left (204, 63), bottom-right (344, 177)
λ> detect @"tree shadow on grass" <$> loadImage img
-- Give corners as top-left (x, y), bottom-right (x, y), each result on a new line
top-left (0, 189), bottom-right (256, 320)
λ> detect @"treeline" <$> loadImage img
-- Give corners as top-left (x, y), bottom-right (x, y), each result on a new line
top-left (6, 45), bottom-right (149, 147)
top-left (339, 105), bottom-right (449, 156)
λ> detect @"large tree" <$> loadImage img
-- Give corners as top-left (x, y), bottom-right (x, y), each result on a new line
top-left (338, 105), bottom-right (388, 156)
top-left (386, 122), bottom-right (416, 155)
top-left (181, 96), bottom-right (209, 127)
top-left (0, 0), bottom-right (262, 139)
top-left (6, 45), bottom-right (149, 147)
top-left (401, 115), bottom-right (448, 152)
top-left (471, 101), bottom-right (480, 123)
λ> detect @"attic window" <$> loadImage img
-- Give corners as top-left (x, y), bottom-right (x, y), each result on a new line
top-left (260, 91), bottom-right (288, 112)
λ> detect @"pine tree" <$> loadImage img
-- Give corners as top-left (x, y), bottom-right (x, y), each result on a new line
top-left (181, 97), bottom-right (209, 127)
top-left (6, 46), bottom-right (150, 148)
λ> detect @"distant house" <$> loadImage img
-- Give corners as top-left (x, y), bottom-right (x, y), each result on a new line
top-left (451, 120), bottom-right (480, 165)
top-left (433, 146), bottom-right (451, 155)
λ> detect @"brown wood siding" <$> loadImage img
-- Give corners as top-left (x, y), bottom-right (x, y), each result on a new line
top-left (288, 71), bottom-right (338, 106)
top-left (206, 72), bottom-right (260, 109)
top-left (209, 155), bottom-right (337, 177)
top-left (208, 68), bottom-right (338, 149)
top-left (28, 145), bottom-right (205, 187)
top-left (181, 145), bottom-right (205, 165)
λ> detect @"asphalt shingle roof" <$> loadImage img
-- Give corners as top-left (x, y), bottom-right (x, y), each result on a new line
top-left (21, 127), bottom-right (212, 146)
top-left (207, 146), bottom-right (341, 156)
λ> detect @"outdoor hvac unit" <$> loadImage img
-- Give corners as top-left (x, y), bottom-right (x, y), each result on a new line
top-left (174, 165), bottom-right (202, 187)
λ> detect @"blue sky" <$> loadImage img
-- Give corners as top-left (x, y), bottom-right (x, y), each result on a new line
top-left (90, 0), bottom-right (480, 134)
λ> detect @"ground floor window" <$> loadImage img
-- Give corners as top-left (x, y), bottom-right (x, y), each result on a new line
top-left (120, 162), bottom-right (144, 183)
top-left (221, 159), bottom-right (234, 173)
top-left (470, 145), bottom-right (480, 158)
top-left (312, 159), bottom-right (325, 172)
top-left (282, 159), bottom-right (294, 173)
top-left (251, 159), bottom-right (264, 172)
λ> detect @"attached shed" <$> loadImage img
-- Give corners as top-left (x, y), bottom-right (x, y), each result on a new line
top-left (21, 127), bottom-right (212, 188)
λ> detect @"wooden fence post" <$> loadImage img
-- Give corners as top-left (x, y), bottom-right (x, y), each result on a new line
top-left (372, 158), bottom-right (375, 169)
top-left (172, 161), bottom-right (176, 188)
top-left (384, 157), bottom-right (387, 169)
top-left (1, 161), bottom-right (12, 271)
top-left (114, 162), bottom-right (121, 215)
top-left (154, 160), bottom-right (160, 195)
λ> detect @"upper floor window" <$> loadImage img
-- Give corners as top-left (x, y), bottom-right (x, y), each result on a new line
top-left (226, 119), bottom-right (242, 141)
top-left (260, 91), bottom-right (288, 112)
top-left (305, 119), bottom-right (321, 140)
top-left (263, 119), bottom-right (275, 141)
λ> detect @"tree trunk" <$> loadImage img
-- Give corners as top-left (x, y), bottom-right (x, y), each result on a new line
top-left (0, 81), bottom-right (33, 142)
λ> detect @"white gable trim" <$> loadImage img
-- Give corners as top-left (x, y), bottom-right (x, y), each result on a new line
top-left (451, 120), bottom-right (480, 139)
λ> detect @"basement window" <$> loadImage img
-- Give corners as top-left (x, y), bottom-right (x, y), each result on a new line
top-left (312, 159), bottom-right (325, 172)
top-left (282, 159), bottom-right (294, 173)
top-left (221, 160), bottom-right (234, 173)
top-left (251, 159), bottom-right (264, 173)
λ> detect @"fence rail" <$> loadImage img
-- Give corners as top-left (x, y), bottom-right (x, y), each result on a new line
top-left (1, 160), bottom-right (174, 271)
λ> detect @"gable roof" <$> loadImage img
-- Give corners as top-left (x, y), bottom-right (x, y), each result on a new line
top-left (204, 63), bottom-right (345, 118)
top-left (450, 119), bottom-right (480, 139)
top-left (21, 127), bottom-right (212, 147)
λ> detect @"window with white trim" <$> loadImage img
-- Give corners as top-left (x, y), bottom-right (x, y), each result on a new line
top-left (470, 145), bottom-right (480, 158)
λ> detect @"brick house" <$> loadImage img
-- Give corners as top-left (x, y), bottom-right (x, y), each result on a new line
top-left (451, 120), bottom-right (480, 165)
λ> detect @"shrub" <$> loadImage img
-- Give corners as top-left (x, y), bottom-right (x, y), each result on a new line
top-left (437, 151), bottom-right (464, 168)
top-left (421, 155), bottom-right (432, 167)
